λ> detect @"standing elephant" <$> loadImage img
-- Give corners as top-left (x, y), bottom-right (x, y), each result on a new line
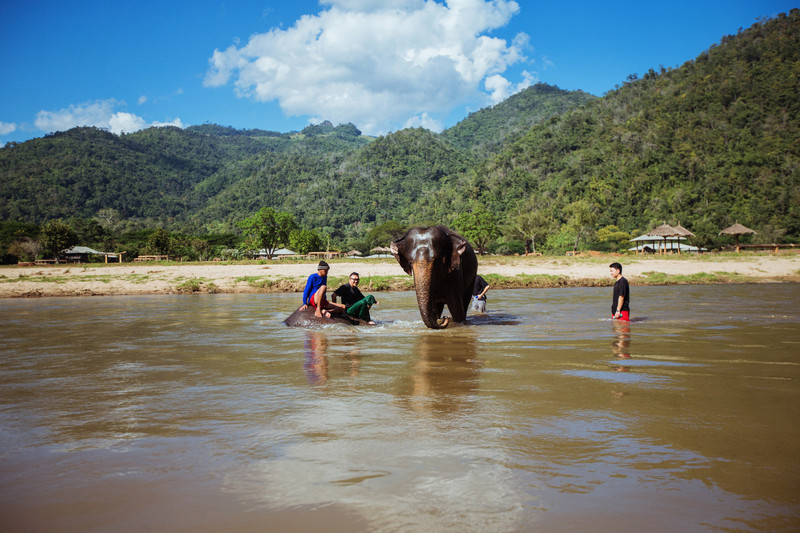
top-left (391, 226), bottom-right (478, 329)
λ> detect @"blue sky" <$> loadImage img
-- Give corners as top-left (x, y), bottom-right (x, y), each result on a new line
top-left (1, 0), bottom-right (795, 145)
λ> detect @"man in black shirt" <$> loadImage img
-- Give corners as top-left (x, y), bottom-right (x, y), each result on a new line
top-left (609, 262), bottom-right (630, 321)
top-left (332, 272), bottom-right (379, 324)
top-left (332, 272), bottom-right (366, 306)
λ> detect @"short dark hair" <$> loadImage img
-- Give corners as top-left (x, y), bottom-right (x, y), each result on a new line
top-left (609, 262), bottom-right (623, 273)
top-left (350, 272), bottom-right (359, 278)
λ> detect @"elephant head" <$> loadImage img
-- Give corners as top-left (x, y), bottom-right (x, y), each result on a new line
top-left (391, 226), bottom-right (478, 329)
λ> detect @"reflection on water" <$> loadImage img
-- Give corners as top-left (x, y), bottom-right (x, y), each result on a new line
top-left (1, 285), bottom-right (800, 532)
top-left (612, 319), bottom-right (631, 359)
top-left (401, 333), bottom-right (482, 414)
top-left (304, 330), bottom-right (362, 385)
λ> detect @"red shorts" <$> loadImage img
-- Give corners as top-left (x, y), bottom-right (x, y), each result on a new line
top-left (308, 295), bottom-right (328, 309)
top-left (613, 311), bottom-right (630, 321)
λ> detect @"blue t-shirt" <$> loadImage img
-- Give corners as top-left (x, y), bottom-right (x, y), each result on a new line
top-left (302, 273), bottom-right (327, 304)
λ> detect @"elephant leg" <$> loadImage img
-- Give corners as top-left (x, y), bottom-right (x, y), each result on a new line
top-left (447, 293), bottom-right (467, 323)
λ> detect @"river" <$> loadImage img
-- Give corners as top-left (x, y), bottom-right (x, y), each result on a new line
top-left (1, 284), bottom-right (799, 532)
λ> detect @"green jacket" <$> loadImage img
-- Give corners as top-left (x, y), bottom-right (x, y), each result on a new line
top-left (346, 294), bottom-right (376, 322)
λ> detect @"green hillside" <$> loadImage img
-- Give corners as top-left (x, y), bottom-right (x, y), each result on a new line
top-left (189, 127), bottom-right (474, 232)
top-left (458, 9), bottom-right (800, 247)
top-left (1, 9), bottom-right (798, 258)
top-left (0, 126), bottom-right (269, 222)
top-left (442, 83), bottom-right (597, 156)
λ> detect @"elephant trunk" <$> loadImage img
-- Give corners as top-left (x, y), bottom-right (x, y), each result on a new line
top-left (412, 262), bottom-right (449, 329)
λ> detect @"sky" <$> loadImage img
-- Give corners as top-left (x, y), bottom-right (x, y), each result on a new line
top-left (1, 0), bottom-right (796, 145)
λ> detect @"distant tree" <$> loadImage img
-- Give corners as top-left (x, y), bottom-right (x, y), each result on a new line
top-left (7, 237), bottom-right (41, 262)
top-left (39, 219), bottom-right (77, 258)
top-left (594, 225), bottom-right (632, 252)
top-left (509, 207), bottom-right (552, 255)
top-left (453, 206), bottom-right (498, 255)
top-left (148, 228), bottom-right (171, 255)
top-left (95, 208), bottom-right (122, 232)
top-left (289, 228), bottom-right (323, 254)
top-left (238, 207), bottom-right (297, 259)
top-left (564, 200), bottom-right (598, 251)
top-left (367, 220), bottom-right (407, 248)
top-left (191, 238), bottom-right (210, 261)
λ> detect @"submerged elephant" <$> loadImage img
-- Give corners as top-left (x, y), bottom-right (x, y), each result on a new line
top-left (284, 306), bottom-right (370, 327)
top-left (391, 226), bottom-right (478, 329)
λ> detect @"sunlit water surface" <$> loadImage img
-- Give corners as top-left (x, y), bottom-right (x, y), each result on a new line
top-left (1, 285), bottom-right (799, 532)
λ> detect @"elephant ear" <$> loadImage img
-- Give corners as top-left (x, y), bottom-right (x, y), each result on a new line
top-left (448, 233), bottom-right (468, 273)
top-left (390, 239), bottom-right (413, 275)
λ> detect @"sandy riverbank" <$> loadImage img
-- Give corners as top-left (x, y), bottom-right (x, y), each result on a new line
top-left (1, 254), bottom-right (799, 298)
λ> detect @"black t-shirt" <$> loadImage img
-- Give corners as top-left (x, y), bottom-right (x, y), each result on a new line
top-left (333, 284), bottom-right (365, 307)
top-left (612, 277), bottom-right (630, 314)
top-left (473, 275), bottom-right (488, 299)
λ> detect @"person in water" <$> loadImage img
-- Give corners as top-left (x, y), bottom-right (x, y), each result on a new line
top-left (300, 261), bottom-right (345, 318)
top-left (609, 262), bottom-right (630, 321)
top-left (332, 272), bottom-right (378, 324)
top-left (471, 274), bottom-right (490, 313)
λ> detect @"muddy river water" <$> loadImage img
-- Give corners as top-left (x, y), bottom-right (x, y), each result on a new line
top-left (1, 284), bottom-right (799, 532)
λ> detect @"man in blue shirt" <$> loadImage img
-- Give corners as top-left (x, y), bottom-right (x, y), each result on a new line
top-left (300, 261), bottom-right (345, 318)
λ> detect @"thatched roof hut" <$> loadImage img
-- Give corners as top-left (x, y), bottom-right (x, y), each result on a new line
top-left (647, 223), bottom-right (682, 254)
top-left (719, 223), bottom-right (756, 236)
top-left (720, 223), bottom-right (756, 252)
top-left (673, 224), bottom-right (695, 238)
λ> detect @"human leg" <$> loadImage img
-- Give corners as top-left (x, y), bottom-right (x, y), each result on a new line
top-left (312, 286), bottom-right (327, 317)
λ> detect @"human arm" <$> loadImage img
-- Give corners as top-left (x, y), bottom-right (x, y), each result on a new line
top-left (476, 283), bottom-right (489, 299)
top-left (474, 276), bottom-right (489, 299)
top-left (613, 295), bottom-right (624, 318)
top-left (302, 274), bottom-right (318, 306)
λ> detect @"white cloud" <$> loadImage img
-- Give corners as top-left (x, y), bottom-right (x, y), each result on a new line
top-left (205, 0), bottom-right (529, 134)
top-left (0, 121), bottom-right (17, 135)
top-left (403, 112), bottom-right (442, 131)
top-left (484, 74), bottom-right (512, 104)
top-left (138, 95), bottom-right (148, 105)
top-left (108, 112), bottom-right (147, 133)
top-left (485, 69), bottom-right (537, 104)
top-left (34, 99), bottom-right (183, 135)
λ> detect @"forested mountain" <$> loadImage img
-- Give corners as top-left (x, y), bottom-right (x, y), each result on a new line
top-left (441, 83), bottom-right (596, 157)
top-left (453, 9), bottom-right (800, 247)
top-left (1, 9), bottom-right (798, 256)
top-left (0, 120), bottom-right (372, 225)
top-left (0, 126), bottom-right (269, 222)
top-left (189, 127), bottom-right (474, 233)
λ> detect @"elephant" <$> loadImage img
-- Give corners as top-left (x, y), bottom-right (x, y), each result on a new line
top-left (284, 306), bottom-right (371, 327)
top-left (390, 225), bottom-right (478, 329)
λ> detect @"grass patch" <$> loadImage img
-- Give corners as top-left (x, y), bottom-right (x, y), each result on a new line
top-left (634, 271), bottom-right (756, 284)
top-left (480, 273), bottom-right (609, 289)
top-left (175, 277), bottom-right (215, 293)
top-left (235, 275), bottom-right (278, 289)
top-left (1, 273), bottom-right (152, 285)
top-left (359, 275), bottom-right (414, 291)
